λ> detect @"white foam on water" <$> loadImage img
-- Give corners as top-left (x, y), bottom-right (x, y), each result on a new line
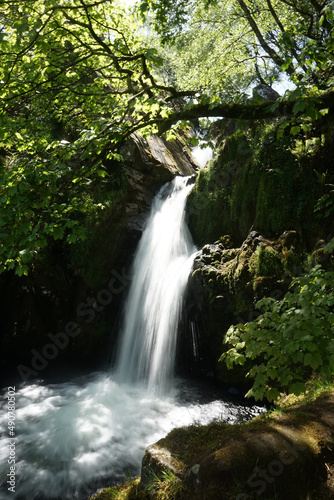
top-left (0, 374), bottom-right (263, 499)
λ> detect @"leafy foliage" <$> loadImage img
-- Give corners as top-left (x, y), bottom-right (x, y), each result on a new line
top-left (315, 184), bottom-right (334, 219)
top-left (0, 0), bottom-right (333, 276)
top-left (0, 0), bottom-right (183, 151)
top-left (0, 148), bottom-right (126, 274)
top-left (141, 0), bottom-right (334, 97)
top-left (0, 0), bottom-right (184, 274)
top-left (221, 265), bottom-right (334, 401)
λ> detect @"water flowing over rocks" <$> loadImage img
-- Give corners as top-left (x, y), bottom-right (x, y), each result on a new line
top-left (115, 176), bottom-right (197, 394)
top-left (0, 171), bottom-right (269, 500)
top-left (0, 133), bottom-right (198, 380)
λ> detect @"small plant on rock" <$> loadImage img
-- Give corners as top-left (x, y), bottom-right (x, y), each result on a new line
top-left (144, 468), bottom-right (183, 500)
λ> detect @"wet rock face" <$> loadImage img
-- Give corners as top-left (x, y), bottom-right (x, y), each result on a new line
top-left (183, 230), bottom-right (305, 388)
top-left (120, 132), bottom-right (198, 233)
top-left (121, 133), bottom-right (198, 178)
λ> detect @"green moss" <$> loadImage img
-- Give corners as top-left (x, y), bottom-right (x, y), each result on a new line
top-left (281, 248), bottom-right (306, 276)
top-left (90, 478), bottom-right (144, 500)
top-left (250, 246), bottom-right (284, 277)
top-left (187, 119), bottom-right (334, 246)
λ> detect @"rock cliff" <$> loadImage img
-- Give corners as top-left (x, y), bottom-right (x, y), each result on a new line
top-left (182, 229), bottom-right (309, 389)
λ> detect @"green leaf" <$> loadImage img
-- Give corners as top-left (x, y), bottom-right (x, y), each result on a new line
top-left (292, 100), bottom-right (306, 114)
top-left (289, 382), bottom-right (306, 396)
top-left (15, 264), bottom-right (29, 277)
top-left (67, 234), bottom-right (77, 244)
top-left (266, 101), bottom-right (280, 113)
top-left (97, 169), bottom-right (107, 178)
top-left (73, 226), bottom-right (86, 241)
top-left (52, 227), bottom-right (64, 240)
top-left (19, 249), bottom-right (32, 264)
top-left (290, 125), bottom-right (301, 136)
top-left (304, 352), bottom-right (313, 366)
top-left (324, 238), bottom-right (334, 254)
top-left (265, 388), bottom-right (281, 401)
top-left (14, 19), bottom-right (29, 35)
top-left (140, 1), bottom-right (148, 13)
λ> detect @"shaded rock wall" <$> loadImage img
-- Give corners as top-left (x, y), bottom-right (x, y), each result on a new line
top-left (186, 123), bottom-right (334, 249)
top-left (183, 119), bottom-right (334, 389)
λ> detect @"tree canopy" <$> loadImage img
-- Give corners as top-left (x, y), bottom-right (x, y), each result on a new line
top-left (142, 0), bottom-right (334, 125)
top-left (1, 0), bottom-right (333, 150)
top-left (141, 0), bottom-right (334, 92)
top-left (0, 0), bottom-right (333, 275)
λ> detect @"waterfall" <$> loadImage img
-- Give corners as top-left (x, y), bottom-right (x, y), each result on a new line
top-left (115, 176), bottom-right (197, 394)
top-left (0, 174), bottom-right (265, 500)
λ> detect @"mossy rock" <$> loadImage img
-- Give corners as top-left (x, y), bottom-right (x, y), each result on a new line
top-left (138, 394), bottom-right (334, 500)
top-left (187, 122), bottom-right (334, 247)
top-left (185, 231), bottom-right (306, 388)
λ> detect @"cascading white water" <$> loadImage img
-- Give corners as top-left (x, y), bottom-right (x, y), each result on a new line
top-left (0, 174), bottom-right (265, 500)
top-left (116, 176), bottom-right (197, 393)
top-left (191, 142), bottom-right (213, 168)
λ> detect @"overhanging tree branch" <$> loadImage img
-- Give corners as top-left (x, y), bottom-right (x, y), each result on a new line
top-left (155, 89), bottom-right (334, 135)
